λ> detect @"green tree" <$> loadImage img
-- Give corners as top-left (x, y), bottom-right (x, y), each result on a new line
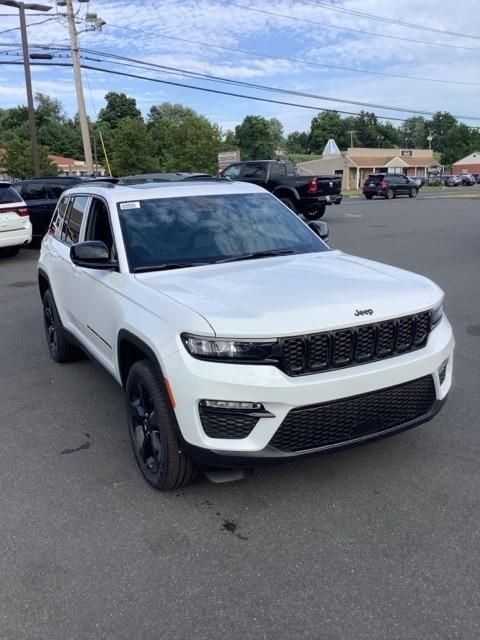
top-left (441, 124), bottom-right (480, 167)
top-left (309, 110), bottom-right (347, 152)
top-left (110, 118), bottom-right (159, 175)
top-left (235, 115), bottom-right (275, 159)
top-left (0, 106), bottom-right (29, 145)
top-left (268, 117), bottom-right (284, 150)
top-left (222, 130), bottom-right (239, 150)
top-left (98, 92), bottom-right (142, 129)
top-left (4, 138), bottom-right (57, 178)
top-left (426, 112), bottom-right (458, 153)
top-left (400, 116), bottom-right (428, 149)
top-left (148, 103), bottom-right (221, 173)
top-left (286, 131), bottom-right (309, 154)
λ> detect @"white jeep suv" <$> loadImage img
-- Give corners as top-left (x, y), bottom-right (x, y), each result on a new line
top-left (37, 180), bottom-right (454, 490)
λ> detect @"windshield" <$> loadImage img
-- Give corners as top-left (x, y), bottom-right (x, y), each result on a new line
top-left (118, 192), bottom-right (328, 271)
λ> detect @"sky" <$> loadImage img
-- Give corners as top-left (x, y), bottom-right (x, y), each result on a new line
top-left (0, 0), bottom-right (480, 135)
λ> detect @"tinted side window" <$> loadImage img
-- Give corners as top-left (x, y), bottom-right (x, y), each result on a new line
top-left (48, 183), bottom-right (69, 199)
top-left (85, 197), bottom-right (115, 256)
top-left (269, 163), bottom-right (286, 177)
top-left (222, 164), bottom-right (241, 179)
top-left (50, 196), bottom-right (71, 240)
top-left (23, 183), bottom-right (48, 200)
top-left (242, 164), bottom-right (266, 179)
top-left (62, 195), bottom-right (89, 246)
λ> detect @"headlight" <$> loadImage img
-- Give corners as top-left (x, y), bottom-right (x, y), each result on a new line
top-left (181, 333), bottom-right (280, 363)
top-left (430, 303), bottom-right (443, 328)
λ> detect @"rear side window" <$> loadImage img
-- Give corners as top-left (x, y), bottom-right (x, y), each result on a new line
top-left (22, 183), bottom-right (48, 200)
top-left (0, 185), bottom-right (23, 204)
top-left (50, 196), bottom-right (71, 240)
top-left (62, 195), bottom-right (89, 245)
top-left (48, 184), bottom-right (70, 199)
top-left (269, 163), bottom-right (286, 177)
top-left (242, 164), bottom-right (266, 179)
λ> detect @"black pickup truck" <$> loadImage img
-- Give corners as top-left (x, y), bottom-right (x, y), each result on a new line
top-left (219, 160), bottom-right (342, 220)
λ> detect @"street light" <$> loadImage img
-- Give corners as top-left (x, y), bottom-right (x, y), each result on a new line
top-left (0, 0), bottom-right (53, 176)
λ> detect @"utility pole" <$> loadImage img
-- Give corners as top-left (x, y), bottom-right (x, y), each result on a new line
top-left (1, 0), bottom-right (53, 177)
top-left (348, 130), bottom-right (356, 148)
top-left (427, 131), bottom-right (433, 150)
top-left (65, 0), bottom-right (93, 173)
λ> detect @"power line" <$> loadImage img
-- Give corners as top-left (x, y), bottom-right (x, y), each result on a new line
top-left (105, 23), bottom-right (480, 88)
top-left (3, 59), bottom-right (480, 126)
top-left (0, 59), bottom-right (415, 123)
top-left (74, 47), bottom-right (478, 120)
top-left (224, 1), bottom-right (480, 53)
top-left (2, 43), bottom-right (480, 123)
top-left (300, 0), bottom-right (480, 41)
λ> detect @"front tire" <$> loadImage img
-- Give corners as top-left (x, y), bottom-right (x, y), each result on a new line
top-left (126, 359), bottom-right (197, 490)
top-left (410, 187), bottom-right (418, 198)
top-left (42, 289), bottom-right (80, 362)
top-left (386, 188), bottom-right (395, 199)
top-left (365, 194), bottom-right (373, 200)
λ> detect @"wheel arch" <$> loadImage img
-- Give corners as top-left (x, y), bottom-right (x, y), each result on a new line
top-left (272, 186), bottom-right (300, 202)
top-left (38, 268), bottom-right (50, 300)
top-left (117, 329), bottom-right (166, 389)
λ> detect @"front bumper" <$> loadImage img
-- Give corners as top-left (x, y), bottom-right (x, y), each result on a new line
top-left (163, 316), bottom-right (454, 460)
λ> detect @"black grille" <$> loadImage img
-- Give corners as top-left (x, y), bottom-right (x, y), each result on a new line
top-left (270, 376), bottom-right (436, 452)
top-left (281, 312), bottom-right (431, 376)
top-left (199, 407), bottom-right (258, 439)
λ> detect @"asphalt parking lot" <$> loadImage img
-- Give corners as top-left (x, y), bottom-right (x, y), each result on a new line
top-left (1, 195), bottom-right (479, 640)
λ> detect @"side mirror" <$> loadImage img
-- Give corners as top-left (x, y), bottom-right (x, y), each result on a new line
top-left (70, 241), bottom-right (118, 270)
top-left (308, 220), bottom-right (329, 242)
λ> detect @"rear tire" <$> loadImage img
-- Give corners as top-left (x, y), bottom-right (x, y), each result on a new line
top-left (126, 359), bottom-right (197, 491)
top-left (303, 206), bottom-right (325, 221)
top-left (0, 246), bottom-right (20, 257)
top-left (365, 194), bottom-right (373, 200)
top-left (386, 188), bottom-right (395, 199)
top-left (279, 197), bottom-right (297, 214)
top-left (42, 289), bottom-right (80, 362)
top-left (410, 187), bottom-right (418, 198)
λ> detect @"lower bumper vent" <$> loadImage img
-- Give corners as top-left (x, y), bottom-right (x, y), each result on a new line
top-left (269, 376), bottom-right (436, 452)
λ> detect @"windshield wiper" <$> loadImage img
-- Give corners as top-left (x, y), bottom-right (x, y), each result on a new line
top-left (216, 249), bottom-right (295, 264)
top-left (133, 262), bottom-right (209, 273)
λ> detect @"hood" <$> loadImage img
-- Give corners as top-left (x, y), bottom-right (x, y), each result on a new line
top-left (136, 251), bottom-right (442, 337)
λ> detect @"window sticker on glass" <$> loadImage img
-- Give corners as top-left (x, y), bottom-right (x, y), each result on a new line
top-left (120, 201), bottom-right (141, 210)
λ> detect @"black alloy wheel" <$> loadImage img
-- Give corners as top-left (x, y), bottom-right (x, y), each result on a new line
top-left (43, 293), bottom-right (58, 357)
top-left (125, 359), bottom-right (197, 490)
top-left (128, 378), bottom-right (162, 476)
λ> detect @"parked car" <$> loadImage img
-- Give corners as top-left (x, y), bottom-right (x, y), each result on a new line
top-left (363, 173), bottom-right (419, 199)
top-left (0, 182), bottom-right (32, 256)
top-left (14, 177), bottom-right (83, 241)
top-left (119, 172), bottom-right (212, 184)
top-left (38, 179), bottom-right (454, 490)
top-left (408, 176), bottom-right (427, 188)
top-left (443, 175), bottom-right (462, 187)
top-left (14, 176), bottom-right (115, 242)
top-left (220, 160), bottom-right (342, 220)
top-left (460, 173), bottom-right (476, 186)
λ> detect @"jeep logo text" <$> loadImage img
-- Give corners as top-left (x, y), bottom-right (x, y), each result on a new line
top-left (354, 309), bottom-right (373, 316)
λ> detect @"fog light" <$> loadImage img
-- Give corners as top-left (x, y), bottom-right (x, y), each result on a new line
top-left (201, 400), bottom-right (263, 410)
top-left (438, 359), bottom-right (449, 385)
